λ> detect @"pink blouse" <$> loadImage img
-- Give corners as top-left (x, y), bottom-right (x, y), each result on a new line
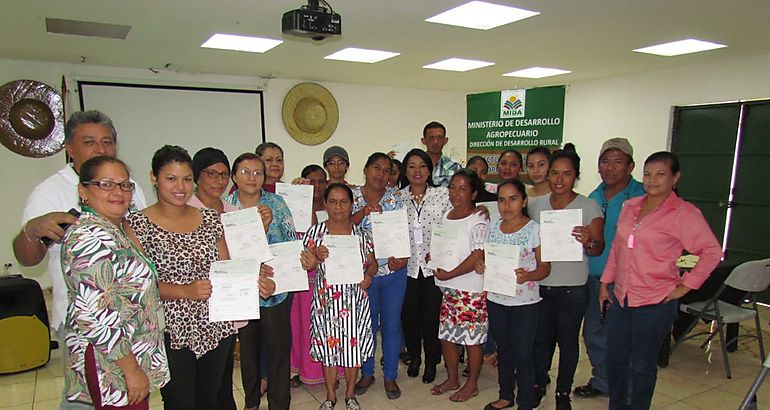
top-left (601, 193), bottom-right (722, 307)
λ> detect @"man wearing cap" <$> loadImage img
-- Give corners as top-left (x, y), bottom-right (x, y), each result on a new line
top-left (12, 110), bottom-right (146, 410)
top-left (574, 137), bottom-right (645, 399)
top-left (421, 121), bottom-right (460, 187)
top-left (323, 145), bottom-right (352, 186)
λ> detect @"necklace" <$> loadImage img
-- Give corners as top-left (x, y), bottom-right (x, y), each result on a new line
top-left (410, 189), bottom-right (426, 204)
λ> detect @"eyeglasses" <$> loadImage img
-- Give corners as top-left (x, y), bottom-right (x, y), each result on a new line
top-left (326, 160), bottom-right (348, 167)
top-left (238, 168), bottom-right (263, 178)
top-left (201, 169), bottom-right (231, 180)
top-left (82, 180), bottom-right (136, 192)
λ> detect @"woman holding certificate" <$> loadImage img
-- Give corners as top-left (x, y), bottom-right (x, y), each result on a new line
top-left (400, 149), bottom-right (452, 384)
top-left (527, 148), bottom-right (604, 409)
top-left (226, 152), bottom-right (297, 410)
top-left (477, 178), bottom-right (551, 410)
top-left (61, 156), bottom-right (168, 409)
top-left (350, 152), bottom-right (408, 399)
top-left (430, 169), bottom-right (490, 403)
top-left (126, 146), bottom-right (239, 409)
top-left (301, 182), bottom-right (377, 410)
top-left (188, 147), bottom-right (242, 409)
top-left (599, 152), bottom-right (721, 410)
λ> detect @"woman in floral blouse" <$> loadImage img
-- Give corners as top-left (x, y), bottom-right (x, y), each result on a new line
top-left (349, 152), bottom-right (407, 399)
top-left (61, 156), bottom-right (169, 409)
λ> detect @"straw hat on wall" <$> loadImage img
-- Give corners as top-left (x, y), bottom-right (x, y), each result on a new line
top-left (282, 82), bottom-right (339, 146)
top-left (0, 79), bottom-right (64, 158)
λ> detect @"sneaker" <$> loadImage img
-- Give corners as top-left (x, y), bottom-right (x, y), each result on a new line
top-left (555, 391), bottom-right (572, 410)
top-left (345, 398), bottom-right (361, 410)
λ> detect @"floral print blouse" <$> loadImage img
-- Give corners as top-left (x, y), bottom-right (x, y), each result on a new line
top-left (60, 208), bottom-right (169, 406)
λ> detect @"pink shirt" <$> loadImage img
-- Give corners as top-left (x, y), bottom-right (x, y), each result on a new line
top-left (187, 194), bottom-right (238, 213)
top-left (601, 193), bottom-right (722, 307)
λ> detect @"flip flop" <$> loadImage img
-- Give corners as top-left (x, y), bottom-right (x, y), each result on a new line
top-left (449, 388), bottom-right (479, 402)
top-left (431, 383), bottom-right (460, 395)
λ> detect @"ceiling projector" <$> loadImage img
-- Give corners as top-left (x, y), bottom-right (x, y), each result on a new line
top-left (282, 0), bottom-right (341, 41)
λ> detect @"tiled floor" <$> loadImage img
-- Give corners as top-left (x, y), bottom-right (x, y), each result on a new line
top-left (3, 306), bottom-right (770, 409)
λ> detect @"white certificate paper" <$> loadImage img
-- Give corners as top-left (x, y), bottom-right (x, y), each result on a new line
top-left (316, 210), bottom-right (329, 224)
top-left (427, 224), bottom-right (459, 271)
top-left (540, 209), bottom-right (583, 262)
top-left (208, 260), bottom-right (260, 322)
top-left (324, 235), bottom-right (363, 285)
top-left (275, 183), bottom-right (314, 233)
top-left (483, 243), bottom-right (520, 297)
top-left (477, 201), bottom-right (500, 224)
top-left (266, 240), bottom-right (309, 293)
top-left (221, 208), bottom-right (273, 262)
top-left (371, 209), bottom-right (411, 259)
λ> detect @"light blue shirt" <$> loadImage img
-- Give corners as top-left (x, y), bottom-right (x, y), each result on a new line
top-left (587, 178), bottom-right (645, 276)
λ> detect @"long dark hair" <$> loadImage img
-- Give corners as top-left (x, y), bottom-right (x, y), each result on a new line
top-left (400, 148), bottom-right (436, 189)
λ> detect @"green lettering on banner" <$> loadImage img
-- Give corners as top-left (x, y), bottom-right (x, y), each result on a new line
top-left (466, 86), bottom-right (566, 183)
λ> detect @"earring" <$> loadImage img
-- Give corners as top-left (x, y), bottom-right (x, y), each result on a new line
top-left (80, 197), bottom-right (88, 205)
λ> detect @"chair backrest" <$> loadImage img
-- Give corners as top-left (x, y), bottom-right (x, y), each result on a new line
top-left (724, 258), bottom-right (770, 293)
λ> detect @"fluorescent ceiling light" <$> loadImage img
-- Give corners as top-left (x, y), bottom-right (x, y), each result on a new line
top-left (633, 39), bottom-right (726, 56)
top-left (201, 33), bottom-right (283, 53)
top-left (503, 67), bottom-right (571, 78)
top-left (423, 58), bottom-right (495, 72)
top-left (425, 1), bottom-right (539, 30)
top-left (324, 47), bottom-right (400, 63)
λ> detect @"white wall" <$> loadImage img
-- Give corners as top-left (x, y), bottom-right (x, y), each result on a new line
top-left (563, 52), bottom-right (770, 192)
top-left (0, 58), bottom-right (466, 286)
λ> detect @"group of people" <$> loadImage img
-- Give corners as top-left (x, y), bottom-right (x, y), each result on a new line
top-left (13, 111), bottom-right (723, 410)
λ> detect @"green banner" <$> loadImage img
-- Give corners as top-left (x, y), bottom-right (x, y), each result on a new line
top-left (466, 85), bottom-right (565, 182)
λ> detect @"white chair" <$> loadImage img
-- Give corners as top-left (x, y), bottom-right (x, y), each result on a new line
top-left (671, 258), bottom-right (770, 378)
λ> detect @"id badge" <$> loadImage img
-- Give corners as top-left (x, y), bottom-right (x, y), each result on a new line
top-left (413, 226), bottom-right (424, 244)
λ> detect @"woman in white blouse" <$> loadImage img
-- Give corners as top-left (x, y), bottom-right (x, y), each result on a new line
top-left (400, 149), bottom-right (453, 384)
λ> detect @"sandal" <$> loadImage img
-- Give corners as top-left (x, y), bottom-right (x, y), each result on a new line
top-left (319, 399), bottom-right (336, 409)
top-left (290, 375), bottom-right (304, 388)
top-left (431, 383), bottom-right (460, 395)
top-left (449, 387), bottom-right (479, 402)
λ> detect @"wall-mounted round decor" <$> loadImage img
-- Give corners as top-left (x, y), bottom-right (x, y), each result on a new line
top-left (0, 79), bottom-right (64, 158)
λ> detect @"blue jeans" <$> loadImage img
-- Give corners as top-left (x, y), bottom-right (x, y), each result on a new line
top-left (534, 284), bottom-right (588, 393)
top-left (606, 295), bottom-right (678, 410)
top-left (582, 276), bottom-right (609, 392)
top-left (362, 268), bottom-right (407, 381)
top-left (488, 301), bottom-right (539, 410)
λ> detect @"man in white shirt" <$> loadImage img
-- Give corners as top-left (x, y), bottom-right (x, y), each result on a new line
top-left (12, 110), bottom-right (146, 410)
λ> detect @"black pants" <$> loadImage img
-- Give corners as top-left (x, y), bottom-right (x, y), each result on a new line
top-left (534, 285), bottom-right (588, 393)
top-left (239, 298), bottom-right (291, 409)
top-left (161, 333), bottom-right (235, 410)
top-left (401, 269), bottom-right (443, 366)
top-left (216, 337), bottom-right (237, 410)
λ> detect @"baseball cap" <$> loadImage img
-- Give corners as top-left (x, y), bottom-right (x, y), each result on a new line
top-left (323, 146), bottom-right (350, 165)
top-left (599, 137), bottom-right (633, 158)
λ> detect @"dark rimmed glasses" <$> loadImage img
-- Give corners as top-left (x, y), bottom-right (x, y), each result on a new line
top-left (82, 180), bottom-right (136, 192)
